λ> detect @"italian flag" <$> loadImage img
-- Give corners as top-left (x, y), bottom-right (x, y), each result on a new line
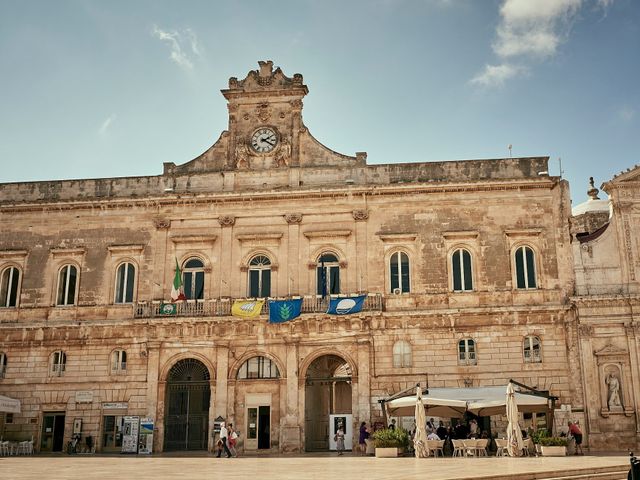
top-left (171, 258), bottom-right (186, 302)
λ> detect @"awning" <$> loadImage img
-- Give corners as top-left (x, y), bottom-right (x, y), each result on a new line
top-left (384, 386), bottom-right (549, 418)
top-left (0, 394), bottom-right (21, 414)
top-left (385, 393), bottom-right (468, 418)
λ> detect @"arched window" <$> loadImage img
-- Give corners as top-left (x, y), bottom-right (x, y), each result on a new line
top-left (390, 252), bottom-right (410, 294)
top-left (451, 249), bottom-right (473, 292)
top-left (0, 266), bottom-right (20, 308)
top-left (51, 350), bottom-right (66, 376)
top-left (523, 336), bottom-right (542, 363)
top-left (237, 356), bottom-right (280, 379)
top-left (515, 246), bottom-right (537, 289)
top-left (248, 255), bottom-right (271, 298)
top-left (317, 253), bottom-right (340, 296)
top-left (183, 258), bottom-right (205, 300)
top-left (56, 265), bottom-right (78, 306)
top-left (0, 352), bottom-right (7, 378)
top-left (111, 350), bottom-right (127, 372)
top-left (392, 341), bottom-right (412, 368)
top-left (458, 338), bottom-right (477, 365)
top-left (114, 262), bottom-right (136, 304)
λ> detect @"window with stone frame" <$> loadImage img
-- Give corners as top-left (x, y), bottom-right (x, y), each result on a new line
top-left (0, 352), bottom-right (7, 378)
top-left (183, 258), bottom-right (205, 300)
top-left (248, 255), bottom-right (271, 298)
top-left (51, 350), bottom-right (67, 376)
top-left (514, 246), bottom-right (537, 289)
top-left (237, 356), bottom-right (280, 379)
top-left (390, 251), bottom-right (410, 294)
top-left (523, 336), bottom-right (542, 363)
top-left (392, 340), bottom-right (412, 368)
top-left (114, 262), bottom-right (136, 304)
top-left (451, 248), bottom-right (473, 292)
top-left (56, 264), bottom-right (78, 306)
top-left (316, 253), bottom-right (340, 296)
top-left (111, 349), bottom-right (127, 373)
top-left (458, 338), bottom-right (477, 365)
top-left (0, 266), bottom-right (21, 308)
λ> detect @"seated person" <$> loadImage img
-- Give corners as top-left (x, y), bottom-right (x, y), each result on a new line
top-left (427, 431), bottom-right (441, 441)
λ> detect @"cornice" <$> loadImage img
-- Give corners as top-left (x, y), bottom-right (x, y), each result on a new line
top-left (0, 249), bottom-right (28, 259)
top-left (0, 179), bottom-right (557, 214)
top-left (303, 230), bottom-right (352, 239)
top-left (236, 233), bottom-right (283, 242)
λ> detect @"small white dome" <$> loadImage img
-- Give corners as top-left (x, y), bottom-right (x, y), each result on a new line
top-left (572, 198), bottom-right (610, 216)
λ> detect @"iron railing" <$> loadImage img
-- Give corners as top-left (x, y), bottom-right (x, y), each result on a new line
top-left (134, 293), bottom-right (383, 319)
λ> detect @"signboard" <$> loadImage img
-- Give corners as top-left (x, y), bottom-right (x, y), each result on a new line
top-left (159, 303), bottom-right (177, 315)
top-left (138, 418), bottom-right (154, 454)
top-left (121, 416), bottom-right (140, 453)
top-left (0, 394), bottom-right (21, 414)
top-left (103, 402), bottom-right (128, 410)
top-left (75, 391), bottom-right (94, 403)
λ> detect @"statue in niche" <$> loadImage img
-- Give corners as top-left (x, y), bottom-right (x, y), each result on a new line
top-left (605, 372), bottom-right (622, 409)
top-left (275, 136), bottom-right (291, 168)
top-left (235, 141), bottom-right (249, 169)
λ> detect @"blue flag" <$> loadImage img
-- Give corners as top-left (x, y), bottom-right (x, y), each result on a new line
top-left (326, 295), bottom-right (366, 315)
top-left (269, 298), bottom-right (303, 323)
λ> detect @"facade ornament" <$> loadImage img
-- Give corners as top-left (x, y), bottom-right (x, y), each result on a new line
top-left (284, 213), bottom-right (303, 224)
top-left (153, 218), bottom-right (171, 229)
top-left (605, 372), bottom-right (622, 409)
top-left (243, 113), bottom-right (250, 120)
top-left (290, 99), bottom-right (303, 110)
top-left (352, 209), bottom-right (369, 221)
top-left (218, 215), bottom-right (236, 227)
top-left (275, 136), bottom-right (292, 168)
top-left (577, 324), bottom-right (594, 336)
top-left (256, 102), bottom-right (271, 122)
top-left (235, 141), bottom-right (250, 170)
top-left (227, 104), bottom-right (238, 113)
top-left (279, 112), bottom-right (286, 119)
top-left (587, 177), bottom-right (600, 200)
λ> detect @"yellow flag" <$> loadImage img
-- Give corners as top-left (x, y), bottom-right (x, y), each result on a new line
top-left (231, 299), bottom-right (265, 318)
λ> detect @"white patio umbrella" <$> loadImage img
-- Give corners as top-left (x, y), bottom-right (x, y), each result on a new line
top-left (413, 386), bottom-right (430, 458)
top-left (506, 382), bottom-right (524, 456)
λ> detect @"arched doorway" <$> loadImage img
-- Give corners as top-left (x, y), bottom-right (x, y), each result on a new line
top-left (304, 354), bottom-right (352, 451)
top-left (164, 358), bottom-right (211, 451)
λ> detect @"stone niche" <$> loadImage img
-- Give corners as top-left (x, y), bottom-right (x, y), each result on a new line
top-left (594, 344), bottom-right (634, 418)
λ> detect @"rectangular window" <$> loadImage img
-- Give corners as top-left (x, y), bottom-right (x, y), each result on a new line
top-left (515, 250), bottom-right (526, 288)
top-left (261, 270), bottom-right (271, 298)
top-left (452, 252), bottom-right (462, 291)
top-left (249, 270), bottom-right (260, 297)
top-left (526, 250), bottom-right (536, 288)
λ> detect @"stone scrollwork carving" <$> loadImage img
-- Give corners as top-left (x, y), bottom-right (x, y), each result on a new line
top-left (577, 324), bottom-right (594, 336)
top-left (352, 209), bottom-right (369, 221)
top-left (289, 99), bottom-right (303, 110)
top-left (218, 215), bottom-right (236, 227)
top-left (256, 102), bottom-right (271, 122)
top-left (153, 217), bottom-right (170, 229)
top-left (284, 213), bottom-right (303, 224)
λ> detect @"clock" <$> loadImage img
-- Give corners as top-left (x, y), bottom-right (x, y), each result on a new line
top-left (250, 127), bottom-right (278, 153)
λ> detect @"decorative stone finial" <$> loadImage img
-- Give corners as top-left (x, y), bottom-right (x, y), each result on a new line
top-left (258, 60), bottom-right (274, 77)
top-left (587, 177), bottom-right (600, 200)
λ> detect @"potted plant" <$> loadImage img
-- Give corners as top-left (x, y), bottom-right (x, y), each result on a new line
top-left (530, 428), bottom-right (548, 456)
top-left (538, 436), bottom-right (568, 456)
top-left (373, 427), bottom-right (409, 458)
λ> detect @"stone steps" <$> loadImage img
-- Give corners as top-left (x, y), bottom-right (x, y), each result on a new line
top-left (478, 464), bottom-right (628, 480)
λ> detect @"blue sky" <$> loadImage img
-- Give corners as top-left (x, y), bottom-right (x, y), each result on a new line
top-left (0, 0), bottom-right (638, 205)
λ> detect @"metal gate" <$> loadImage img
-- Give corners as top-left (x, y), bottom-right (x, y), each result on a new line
top-left (164, 359), bottom-right (211, 451)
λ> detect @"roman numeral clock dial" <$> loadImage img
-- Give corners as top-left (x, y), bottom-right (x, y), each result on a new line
top-left (250, 127), bottom-right (278, 153)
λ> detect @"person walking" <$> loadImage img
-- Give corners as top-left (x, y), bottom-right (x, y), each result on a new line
top-left (227, 423), bottom-right (238, 457)
top-left (358, 422), bottom-right (370, 455)
top-left (335, 423), bottom-right (346, 456)
top-left (568, 421), bottom-right (584, 455)
top-left (216, 422), bottom-right (233, 458)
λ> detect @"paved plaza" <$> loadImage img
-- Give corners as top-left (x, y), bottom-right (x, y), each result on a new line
top-left (0, 454), bottom-right (631, 480)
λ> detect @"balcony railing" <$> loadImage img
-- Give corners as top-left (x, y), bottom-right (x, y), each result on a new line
top-left (134, 293), bottom-right (383, 319)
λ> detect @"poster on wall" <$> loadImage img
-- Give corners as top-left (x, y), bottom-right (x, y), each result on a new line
top-left (138, 418), bottom-right (154, 454)
top-left (121, 416), bottom-right (140, 453)
top-left (328, 414), bottom-right (353, 451)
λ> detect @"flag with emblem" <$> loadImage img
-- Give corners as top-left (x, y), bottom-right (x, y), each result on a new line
top-left (171, 258), bottom-right (186, 302)
top-left (268, 298), bottom-right (303, 323)
top-left (231, 299), bottom-right (265, 318)
top-left (326, 295), bottom-right (366, 315)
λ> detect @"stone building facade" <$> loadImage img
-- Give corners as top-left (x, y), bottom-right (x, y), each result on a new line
top-left (0, 61), bottom-right (637, 453)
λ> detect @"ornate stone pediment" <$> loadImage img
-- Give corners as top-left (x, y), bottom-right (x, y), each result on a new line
top-left (594, 344), bottom-right (628, 357)
top-left (223, 61), bottom-right (307, 96)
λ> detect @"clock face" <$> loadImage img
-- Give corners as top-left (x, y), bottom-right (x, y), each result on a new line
top-left (250, 127), bottom-right (278, 153)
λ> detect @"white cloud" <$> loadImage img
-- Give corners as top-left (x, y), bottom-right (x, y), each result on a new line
top-left (471, 0), bottom-right (615, 87)
top-left (152, 25), bottom-right (202, 70)
top-left (618, 106), bottom-right (635, 122)
top-left (470, 63), bottom-right (525, 87)
top-left (99, 114), bottom-right (116, 135)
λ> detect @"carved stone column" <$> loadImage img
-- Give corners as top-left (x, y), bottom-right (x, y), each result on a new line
top-left (285, 213), bottom-right (302, 295)
top-left (218, 216), bottom-right (235, 297)
top-left (290, 99), bottom-right (302, 167)
top-left (215, 345), bottom-right (230, 422)
top-left (352, 209), bottom-right (369, 292)
top-left (356, 337), bottom-right (372, 425)
top-left (577, 324), bottom-right (600, 434)
top-left (145, 341), bottom-right (162, 452)
top-left (280, 340), bottom-right (301, 453)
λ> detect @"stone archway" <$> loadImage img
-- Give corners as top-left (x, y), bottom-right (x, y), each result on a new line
top-left (163, 358), bottom-right (211, 451)
top-left (304, 354), bottom-right (352, 451)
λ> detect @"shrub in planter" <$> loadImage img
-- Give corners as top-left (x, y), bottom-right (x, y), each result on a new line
top-left (372, 427), bottom-right (410, 449)
top-left (538, 437), bottom-right (568, 447)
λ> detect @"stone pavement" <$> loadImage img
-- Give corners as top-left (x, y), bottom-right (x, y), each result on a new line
top-left (0, 454), bottom-right (630, 480)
